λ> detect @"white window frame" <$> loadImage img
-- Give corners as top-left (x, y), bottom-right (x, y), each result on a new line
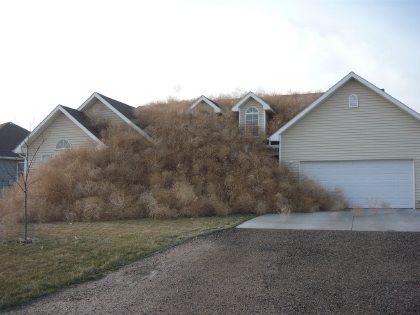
top-left (56, 139), bottom-right (71, 150)
top-left (245, 106), bottom-right (259, 136)
top-left (349, 94), bottom-right (359, 108)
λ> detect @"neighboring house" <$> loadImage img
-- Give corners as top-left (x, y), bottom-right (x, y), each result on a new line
top-left (14, 92), bottom-right (151, 167)
top-left (269, 72), bottom-right (420, 209)
top-left (0, 123), bottom-right (30, 189)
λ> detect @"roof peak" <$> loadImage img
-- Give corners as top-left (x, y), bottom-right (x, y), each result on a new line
top-left (94, 92), bottom-right (135, 109)
top-left (188, 95), bottom-right (222, 113)
top-left (268, 72), bottom-right (420, 141)
top-left (232, 91), bottom-right (274, 112)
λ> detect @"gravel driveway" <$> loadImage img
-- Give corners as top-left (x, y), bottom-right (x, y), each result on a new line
top-left (4, 229), bottom-right (420, 314)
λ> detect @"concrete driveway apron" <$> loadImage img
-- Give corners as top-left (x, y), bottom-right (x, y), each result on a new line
top-left (237, 209), bottom-right (420, 232)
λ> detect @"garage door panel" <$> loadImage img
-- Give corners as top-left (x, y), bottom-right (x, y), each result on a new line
top-left (300, 160), bottom-right (414, 208)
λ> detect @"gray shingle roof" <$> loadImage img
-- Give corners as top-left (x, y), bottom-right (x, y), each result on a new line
top-left (97, 93), bottom-right (137, 122)
top-left (0, 122), bottom-right (30, 158)
top-left (60, 106), bottom-right (100, 138)
top-left (210, 99), bottom-right (222, 110)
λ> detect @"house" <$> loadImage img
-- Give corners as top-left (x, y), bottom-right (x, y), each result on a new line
top-left (188, 73), bottom-right (420, 209)
top-left (14, 92), bottom-right (151, 167)
top-left (13, 72), bottom-right (419, 210)
top-left (269, 72), bottom-right (420, 209)
top-left (0, 122), bottom-right (29, 189)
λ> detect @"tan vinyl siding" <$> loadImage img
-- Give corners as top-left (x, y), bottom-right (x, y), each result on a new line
top-left (190, 101), bottom-right (216, 113)
top-left (238, 99), bottom-right (266, 135)
top-left (281, 78), bottom-right (420, 207)
top-left (83, 100), bottom-right (124, 125)
top-left (28, 113), bottom-right (95, 167)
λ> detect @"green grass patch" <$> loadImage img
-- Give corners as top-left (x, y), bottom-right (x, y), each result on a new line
top-left (0, 215), bottom-right (253, 309)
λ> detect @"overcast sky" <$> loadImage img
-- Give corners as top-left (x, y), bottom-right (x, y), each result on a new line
top-left (1, 0), bottom-right (419, 130)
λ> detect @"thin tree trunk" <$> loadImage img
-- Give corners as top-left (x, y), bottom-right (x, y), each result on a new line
top-left (24, 188), bottom-right (28, 241)
top-left (17, 132), bottom-right (44, 243)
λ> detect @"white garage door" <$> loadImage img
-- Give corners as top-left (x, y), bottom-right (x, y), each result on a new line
top-left (300, 160), bottom-right (414, 208)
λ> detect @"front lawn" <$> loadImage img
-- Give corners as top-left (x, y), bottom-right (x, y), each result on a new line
top-left (0, 215), bottom-right (253, 309)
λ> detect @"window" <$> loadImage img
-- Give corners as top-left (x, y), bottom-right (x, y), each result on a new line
top-left (349, 94), bottom-right (359, 108)
top-left (17, 161), bottom-right (25, 176)
top-left (42, 154), bottom-right (52, 161)
top-left (245, 106), bottom-right (259, 136)
top-left (56, 139), bottom-right (71, 150)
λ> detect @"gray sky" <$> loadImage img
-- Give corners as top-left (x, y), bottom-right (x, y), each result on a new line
top-left (1, 0), bottom-right (419, 130)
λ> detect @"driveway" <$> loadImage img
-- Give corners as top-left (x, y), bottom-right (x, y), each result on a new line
top-left (238, 209), bottom-right (420, 232)
top-left (4, 229), bottom-right (420, 314)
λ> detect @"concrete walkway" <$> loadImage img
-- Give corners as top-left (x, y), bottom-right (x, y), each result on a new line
top-left (237, 209), bottom-right (420, 232)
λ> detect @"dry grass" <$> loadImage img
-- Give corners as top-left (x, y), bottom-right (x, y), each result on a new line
top-left (0, 91), bottom-right (346, 223)
top-left (0, 215), bottom-right (252, 310)
top-left (260, 92), bottom-right (322, 135)
top-left (138, 92), bottom-right (322, 135)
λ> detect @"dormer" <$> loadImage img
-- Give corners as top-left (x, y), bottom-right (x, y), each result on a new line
top-left (231, 92), bottom-right (274, 136)
top-left (188, 95), bottom-right (222, 114)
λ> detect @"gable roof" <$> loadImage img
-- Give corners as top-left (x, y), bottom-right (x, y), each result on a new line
top-left (188, 95), bottom-right (222, 113)
top-left (60, 106), bottom-right (100, 138)
top-left (14, 105), bottom-right (103, 154)
top-left (232, 92), bottom-right (274, 112)
top-left (78, 92), bottom-right (152, 141)
top-left (96, 93), bottom-right (138, 121)
top-left (268, 72), bottom-right (420, 141)
top-left (0, 122), bottom-right (30, 158)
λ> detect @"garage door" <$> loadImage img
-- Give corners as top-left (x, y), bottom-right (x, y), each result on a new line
top-left (300, 160), bottom-right (414, 208)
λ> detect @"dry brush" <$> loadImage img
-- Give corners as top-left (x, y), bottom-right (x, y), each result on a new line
top-left (0, 93), bottom-right (346, 222)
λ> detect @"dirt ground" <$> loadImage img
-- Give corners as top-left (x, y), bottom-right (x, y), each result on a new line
top-left (4, 229), bottom-right (420, 314)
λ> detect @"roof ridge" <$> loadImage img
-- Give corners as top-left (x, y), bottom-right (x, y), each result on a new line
top-left (0, 121), bottom-right (29, 133)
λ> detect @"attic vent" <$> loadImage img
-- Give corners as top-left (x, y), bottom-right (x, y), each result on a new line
top-left (349, 94), bottom-right (359, 108)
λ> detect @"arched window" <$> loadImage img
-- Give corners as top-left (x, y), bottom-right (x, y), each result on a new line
top-left (56, 139), bottom-right (71, 150)
top-left (245, 106), bottom-right (259, 136)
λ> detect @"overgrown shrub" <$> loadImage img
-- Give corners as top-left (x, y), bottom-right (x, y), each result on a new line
top-left (0, 93), bottom-right (346, 223)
